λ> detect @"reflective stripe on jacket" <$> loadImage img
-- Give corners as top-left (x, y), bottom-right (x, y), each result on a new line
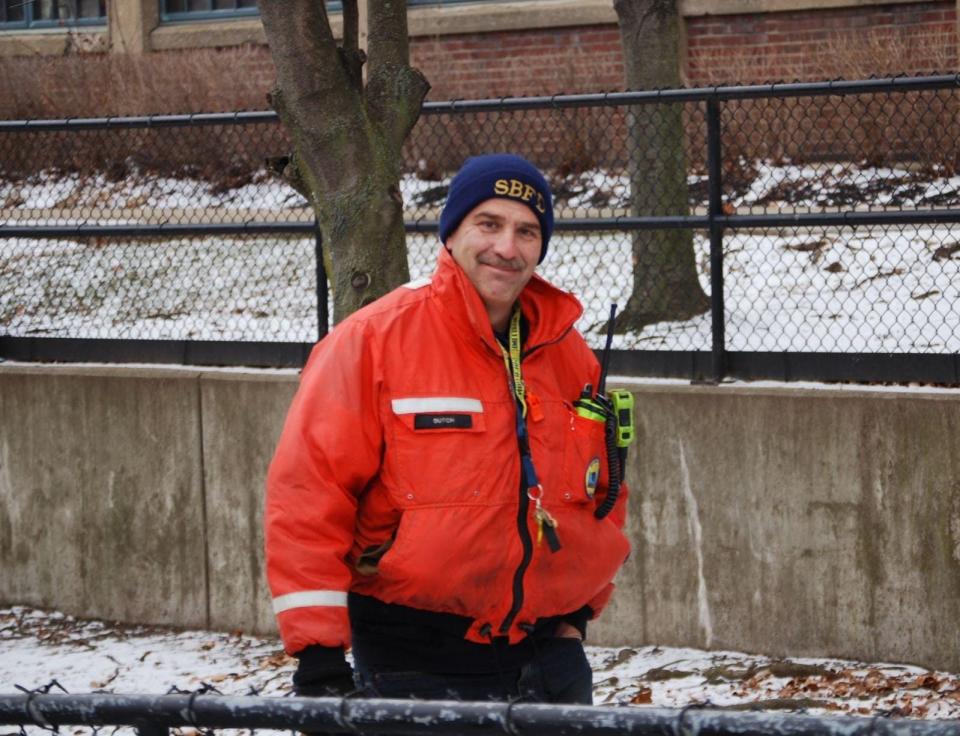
top-left (265, 247), bottom-right (631, 655)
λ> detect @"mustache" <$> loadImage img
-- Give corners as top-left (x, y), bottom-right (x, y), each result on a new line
top-left (477, 254), bottom-right (523, 271)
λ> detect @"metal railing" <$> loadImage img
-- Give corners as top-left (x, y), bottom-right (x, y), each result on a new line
top-left (2, 692), bottom-right (960, 736)
top-left (2, 75), bottom-right (959, 382)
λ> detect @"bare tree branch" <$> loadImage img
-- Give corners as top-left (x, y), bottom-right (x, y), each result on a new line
top-left (342, 0), bottom-right (359, 52)
top-left (338, 47), bottom-right (367, 93)
top-left (365, 0), bottom-right (430, 155)
top-left (259, 0), bottom-right (371, 194)
top-left (258, 0), bottom-right (344, 94)
top-left (257, 0), bottom-right (427, 321)
top-left (339, 0), bottom-right (365, 92)
top-left (367, 0), bottom-right (411, 77)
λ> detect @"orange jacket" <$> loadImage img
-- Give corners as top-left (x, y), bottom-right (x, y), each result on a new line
top-left (265, 247), bottom-right (630, 655)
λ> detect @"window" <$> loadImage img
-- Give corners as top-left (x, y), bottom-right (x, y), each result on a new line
top-left (407, 0), bottom-right (517, 5)
top-left (160, 0), bottom-right (258, 22)
top-left (159, 0), bottom-right (344, 22)
top-left (155, 0), bottom-right (525, 24)
top-left (1, 0), bottom-right (106, 28)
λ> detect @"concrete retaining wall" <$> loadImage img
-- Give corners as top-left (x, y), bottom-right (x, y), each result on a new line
top-left (590, 381), bottom-right (960, 672)
top-left (0, 364), bottom-right (294, 635)
top-left (1, 364), bottom-right (958, 670)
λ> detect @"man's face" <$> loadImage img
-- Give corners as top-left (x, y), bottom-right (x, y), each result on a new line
top-left (446, 198), bottom-right (542, 324)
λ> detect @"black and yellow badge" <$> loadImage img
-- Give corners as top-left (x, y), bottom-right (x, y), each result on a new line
top-left (585, 457), bottom-right (601, 499)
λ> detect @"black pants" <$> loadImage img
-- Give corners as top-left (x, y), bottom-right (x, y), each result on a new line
top-left (354, 637), bottom-right (593, 705)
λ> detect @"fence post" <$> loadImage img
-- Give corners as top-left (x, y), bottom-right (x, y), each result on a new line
top-left (315, 227), bottom-right (329, 341)
top-left (705, 97), bottom-right (726, 383)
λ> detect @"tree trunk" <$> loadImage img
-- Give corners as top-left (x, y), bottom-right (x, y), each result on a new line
top-left (258, 0), bottom-right (429, 325)
top-left (613, 0), bottom-right (709, 332)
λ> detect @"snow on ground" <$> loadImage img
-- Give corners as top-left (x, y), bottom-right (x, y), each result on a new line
top-left (730, 161), bottom-right (960, 210)
top-left (1, 171), bottom-right (305, 213)
top-left (1, 226), bottom-right (958, 353)
top-left (1, 164), bottom-right (959, 352)
top-left (3, 606), bottom-right (960, 731)
top-left (4, 162), bottom-right (960, 215)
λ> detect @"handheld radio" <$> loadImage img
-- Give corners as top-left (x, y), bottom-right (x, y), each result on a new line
top-left (573, 304), bottom-right (635, 519)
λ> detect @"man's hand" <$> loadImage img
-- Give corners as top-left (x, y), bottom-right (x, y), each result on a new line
top-left (554, 621), bottom-right (583, 640)
top-left (292, 645), bottom-right (355, 696)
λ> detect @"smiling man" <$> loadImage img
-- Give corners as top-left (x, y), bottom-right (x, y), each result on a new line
top-left (265, 154), bottom-right (631, 704)
top-left (445, 198), bottom-right (540, 332)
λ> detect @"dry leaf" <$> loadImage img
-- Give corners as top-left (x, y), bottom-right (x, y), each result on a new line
top-left (906, 674), bottom-right (940, 691)
top-left (262, 651), bottom-right (295, 668)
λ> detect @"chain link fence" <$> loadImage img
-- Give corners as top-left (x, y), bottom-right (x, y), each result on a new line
top-left (1, 76), bottom-right (959, 381)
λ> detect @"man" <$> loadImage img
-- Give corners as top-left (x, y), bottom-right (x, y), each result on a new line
top-left (265, 153), bottom-right (630, 704)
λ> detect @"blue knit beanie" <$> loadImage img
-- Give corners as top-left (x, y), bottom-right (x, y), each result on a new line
top-left (439, 153), bottom-right (554, 264)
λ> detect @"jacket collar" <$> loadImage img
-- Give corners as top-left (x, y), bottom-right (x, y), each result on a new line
top-left (430, 246), bottom-right (583, 356)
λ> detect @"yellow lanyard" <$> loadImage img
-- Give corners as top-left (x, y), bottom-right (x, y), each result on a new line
top-left (499, 306), bottom-right (560, 551)
top-left (499, 306), bottom-right (526, 418)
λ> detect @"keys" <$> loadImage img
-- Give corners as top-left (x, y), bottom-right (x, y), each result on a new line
top-left (529, 487), bottom-right (561, 553)
top-left (536, 508), bottom-right (562, 552)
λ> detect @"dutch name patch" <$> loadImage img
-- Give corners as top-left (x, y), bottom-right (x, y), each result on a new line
top-left (414, 413), bottom-right (473, 430)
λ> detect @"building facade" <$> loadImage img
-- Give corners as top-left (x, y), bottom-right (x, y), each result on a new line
top-left (0, 0), bottom-right (956, 117)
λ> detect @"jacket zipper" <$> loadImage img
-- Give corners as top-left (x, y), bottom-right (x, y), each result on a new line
top-left (499, 473), bottom-right (533, 634)
top-left (495, 324), bottom-right (575, 635)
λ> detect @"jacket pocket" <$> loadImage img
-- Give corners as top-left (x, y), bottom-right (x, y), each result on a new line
top-left (557, 404), bottom-right (607, 506)
top-left (388, 395), bottom-right (498, 505)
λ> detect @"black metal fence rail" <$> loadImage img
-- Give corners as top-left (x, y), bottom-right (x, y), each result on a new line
top-left (0, 110), bottom-right (280, 132)
top-left (3, 75), bottom-right (960, 382)
top-left (2, 74), bottom-right (957, 130)
top-left (2, 693), bottom-right (959, 736)
top-left (9, 205), bottom-right (960, 241)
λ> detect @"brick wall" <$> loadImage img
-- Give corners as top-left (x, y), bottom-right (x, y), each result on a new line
top-left (413, 25), bottom-right (625, 100)
top-left (413, 0), bottom-right (957, 101)
top-left (686, 1), bottom-right (958, 85)
top-left (0, 2), bottom-right (956, 118)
